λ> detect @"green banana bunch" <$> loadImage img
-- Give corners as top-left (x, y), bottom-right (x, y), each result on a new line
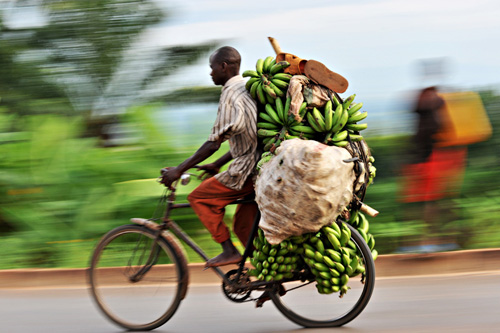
top-left (299, 222), bottom-right (366, 296)
top-left (244, 56), bottom-right (291, 106)
top-left (248, 228), bottom-right (304, 282)
top-left (345, 209), bottom-right (378, 261)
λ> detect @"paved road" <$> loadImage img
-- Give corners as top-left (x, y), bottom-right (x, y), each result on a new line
top-left (1, 271), bottom-right (499, 333)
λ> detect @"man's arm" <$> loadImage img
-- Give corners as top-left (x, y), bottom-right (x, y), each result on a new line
top-left (160, 137), bottom-right (224, 188)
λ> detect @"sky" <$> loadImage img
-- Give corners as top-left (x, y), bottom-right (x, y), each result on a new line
top-left (145, 0), bottom-right (500, 100)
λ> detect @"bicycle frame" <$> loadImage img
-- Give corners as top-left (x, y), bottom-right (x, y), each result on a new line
top-left (150, 177), bottom-right (272, 290)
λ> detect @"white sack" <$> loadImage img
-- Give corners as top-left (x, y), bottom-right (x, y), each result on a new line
top-left (255, 139), bottom-right (356, 244)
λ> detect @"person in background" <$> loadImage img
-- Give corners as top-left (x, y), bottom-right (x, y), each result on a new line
top-left (400, 86), bottom-right (466, 253)
top-left (160, 46), bottom-right (260, 267)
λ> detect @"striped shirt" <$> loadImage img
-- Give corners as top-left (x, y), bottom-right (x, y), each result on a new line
top-left (208, 75), bottom-right (259, 191)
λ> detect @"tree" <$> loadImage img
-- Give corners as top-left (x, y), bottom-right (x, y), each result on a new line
top-left (0, 0), bottom-right (218, 138)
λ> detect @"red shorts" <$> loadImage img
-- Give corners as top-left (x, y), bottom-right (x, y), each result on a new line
top-left (401, 147), bottom-right (467, 203)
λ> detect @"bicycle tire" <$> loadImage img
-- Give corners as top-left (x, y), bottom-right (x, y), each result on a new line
top-left (270, 222), bottom-right (375, 327)
top-left (88, 224), bottom-right (188, 331)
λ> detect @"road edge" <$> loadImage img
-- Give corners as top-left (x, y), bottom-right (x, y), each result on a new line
top-left (1, 248), bottom-right (499, 289)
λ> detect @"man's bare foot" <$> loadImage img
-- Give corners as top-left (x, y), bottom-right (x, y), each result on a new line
top-left (205, 239), bottom-right (242, 267)
top-left (205, 252), bottom-right (242, 267)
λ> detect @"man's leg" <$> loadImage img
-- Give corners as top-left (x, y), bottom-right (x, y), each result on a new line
top-left (187, 176), bottom-right (254, 267)
top-left (234, 201), bottom-right (259, 248)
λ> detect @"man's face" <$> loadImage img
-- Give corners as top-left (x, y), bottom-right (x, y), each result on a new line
top-left (209, 55), bottom-right (225, 86)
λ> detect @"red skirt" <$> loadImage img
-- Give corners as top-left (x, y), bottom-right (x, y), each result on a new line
top-left (401, 147), bottom-right (467, 203)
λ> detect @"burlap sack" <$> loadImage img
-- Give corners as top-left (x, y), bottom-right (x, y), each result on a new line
top-left (255, 139), bottom-right (356, 244)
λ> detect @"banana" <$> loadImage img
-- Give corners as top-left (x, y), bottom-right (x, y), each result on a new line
top-left (338, 107), bottom-right (349, 131)
top-left (341, 253), bottom-right (351, 266)
top-left (349, 255), bottom-right (359, 274)
top-left (307, 112), bottom-right (323, 133)
top-left (314, 251), bottom-right (324, 263)
top-left (266, 91), bottom-right (275, 104)
top-left (342, 94), bottom-right (356, 109)
top-left (273, 73), bottom-right (292, 82)
top-left (250, 80), bottom-right (260, 99)
top-left (265, 103), bottom-right (283, 125)
top-left (269, 61), bottom-right (291, 75)
top-left (284, 96), bottom-right (292, 116)
top-left (333, 261), bottom-right (345, 273)
top-left (348, 110), bottom-right (368, 123)
top-left (256, 58), bottom-right (264, 74)
top-left (347, 102), bottom-right (363, 116)
top-left (331, 130), bottom-right (348, 142)
top-left (330, 222), bottom-right (341, 235)
top-left (342, 223), bottom-right (352, 243)
top-left (321, 279), bottom-right (332, 288)
top-left (340, 229), bottom-right (349, 247)
top-left (340, 274), bottom-right (349, 286)
top-left (290, 124), bottom-right (316, 134)
top-left (313, 262), bottom-right (330, 272)
top-left (326, 232), bottom-right (341, 251)
top-left (323, 255), bottom-right (336, 268)
top-left (331, 277), bottom-right (340, 286)
top-left (329, 267), bottom-right (341, 277)
top-left (242, 69), bottom-right (260, 78)
top-left (324, 100), bottom-right (334, 131)
top-left (312, 107), bottom-right (327, 132)
top-left (325, 249), bottom-right (342, 263)
top-left (330, 104), bottom-right (344, 134)
top-left (275, 97), bottom-right (285, 123)
top-left (322, 226), bottom-right (341, 239)
top-left (259, 112), bottom-right (280, 126)
top-left (256, 83), bottom-right (266, 104)
top-left (346, 123), bottom-right (368, 131)
top-left (268, 80), bottom-right (285, 98)
top-left (246, 77), bottom-right (259, 91)
top-left (263, 56), bottom-right (275, 73)
top-left (348, 209), bottom-right (359, 225)
top-left (331, 94), bottom-right (341, 107)
top-left (304, 248), bottom-right (315, 259)
top-left (332, 140), bottom-right (349, 147)
top-left (358, 228), bottom-right (369, 243)
top-left (288, 129), bottom-right (315, 139)
top-left (297, 102), bottom-right (308, 121)
top-left (315, 239), bottom-right (325, 254)
top-left (257, 122), bottom-right (280, 130)
top-left (367, 234), bottom-right (375, 250)
top-left (371, 249), bottom-right (379, 260)
top-left (349, 134), bottom-right (364, 142)
top-left (258, 129), bottom-right (280, 137)
top-left (358, 212), bottom-right (369, 233)
top-left (319, 271), bottom-right (332, 280)
top-left (263, 83), bottom-right (277, 99)
top-left (271, 78), bottom-right (289, 90)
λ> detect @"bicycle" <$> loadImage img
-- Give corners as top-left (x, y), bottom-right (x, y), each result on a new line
top-left (88, 171), bottom-right (375, 331)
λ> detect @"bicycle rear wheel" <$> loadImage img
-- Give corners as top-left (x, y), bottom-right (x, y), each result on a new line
top-left (89, 225), bottom-right (188, 331)
top-left (270, 223), bottom-right (375, 327)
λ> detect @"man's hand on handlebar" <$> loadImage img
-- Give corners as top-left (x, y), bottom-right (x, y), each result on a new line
top-left (160, 167), bottom-right (182, 189)
top-left (197, 163), bottom-right (220, 180)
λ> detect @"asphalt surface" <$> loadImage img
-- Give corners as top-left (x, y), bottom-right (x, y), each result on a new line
top-left (1, 271), bottom-right (499, 333)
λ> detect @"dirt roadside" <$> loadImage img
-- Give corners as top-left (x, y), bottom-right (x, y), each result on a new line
top-left (1, 248), bottom-right (499, 289)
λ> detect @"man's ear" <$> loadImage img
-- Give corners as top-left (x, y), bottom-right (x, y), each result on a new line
top-left (220, 62), bottom-right (228, 71)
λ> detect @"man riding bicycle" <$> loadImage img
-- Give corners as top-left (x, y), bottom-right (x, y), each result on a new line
top-left (160, 46), bottom-right (260, 267)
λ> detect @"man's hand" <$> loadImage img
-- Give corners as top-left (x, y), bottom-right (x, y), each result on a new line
top-left (197, 163), bottom-right (220, 180)
top-left (160, 167), bottom-right (182, 189)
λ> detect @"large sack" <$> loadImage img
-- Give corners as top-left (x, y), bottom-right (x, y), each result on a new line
top-left (255, 139), bottom-right (356, 244)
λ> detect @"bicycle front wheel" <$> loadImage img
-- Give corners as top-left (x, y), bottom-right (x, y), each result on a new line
top-left (89, 225), bottom-right (188, 331)
top-left (270, 223), bottom-right (375, 327)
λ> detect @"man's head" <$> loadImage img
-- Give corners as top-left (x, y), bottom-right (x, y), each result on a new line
top-left (209, 46), bottom-right (241, 86)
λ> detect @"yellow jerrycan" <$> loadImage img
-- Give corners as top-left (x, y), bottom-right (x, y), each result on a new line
top-left (434, 91), bottom-right (492, 147)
